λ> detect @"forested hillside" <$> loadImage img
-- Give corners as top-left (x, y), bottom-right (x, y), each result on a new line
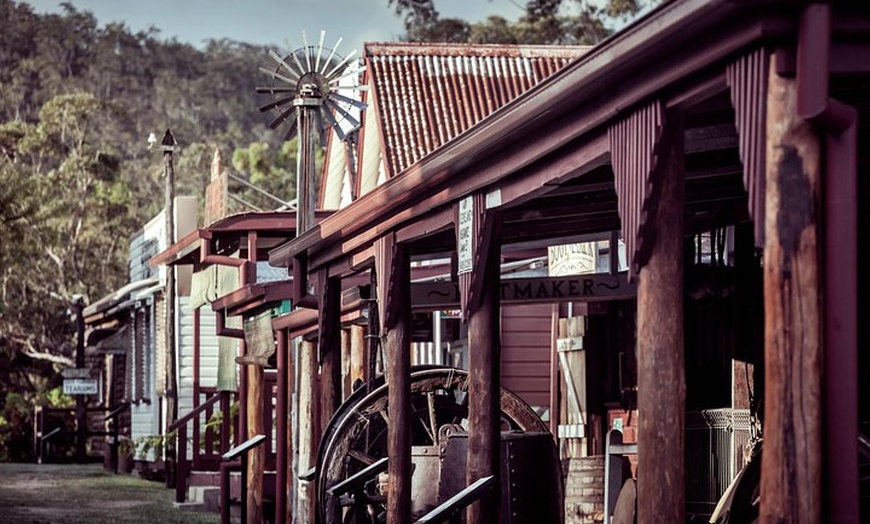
top-left (0, 0), bottom-right (296, 458)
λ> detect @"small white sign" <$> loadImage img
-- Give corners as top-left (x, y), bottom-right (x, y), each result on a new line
top-left (457, 196), bottom-right (474, 275)
top-left (61, 368), bottom-right (90, 379)
top-left (548, 242), bottom-right (597, 277)
top-left (63, 378), bottom-right (98, 395)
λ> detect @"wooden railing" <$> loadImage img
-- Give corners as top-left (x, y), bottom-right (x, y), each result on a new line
top-left (167, 390), bottom-right (233, 503)
top-left (415, 475), bottom-right (496, 524)
top-left (220, 434), bottom-right (267, 524)
top-left (33, 405), bottom-right (122, 464)
top-left (104, 402), bottom-right (130, 473)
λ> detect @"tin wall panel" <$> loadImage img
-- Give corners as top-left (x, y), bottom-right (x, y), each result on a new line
top-left (609, 100), bottom-right (664, 277)
top-left (366, 44), bottom-right (589, 178)
top-left (726, 48), bottom-right (769, 247)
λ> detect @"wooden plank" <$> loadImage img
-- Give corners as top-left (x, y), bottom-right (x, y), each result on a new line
top-left (557, 352), bottom-right (585, 426)
top-left (556, 337), bottom-right (584, 352)
top-left (759, 58), bottom-right (821, 524)
top-left (350, 325), bottom-right (365, 387)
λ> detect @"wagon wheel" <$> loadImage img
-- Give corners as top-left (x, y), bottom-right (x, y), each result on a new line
top-left (315, 367), bottom-right (547, 524)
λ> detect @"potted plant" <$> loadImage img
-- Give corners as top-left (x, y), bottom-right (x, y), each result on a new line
top-left (117, 437), bottom-right (136, 474)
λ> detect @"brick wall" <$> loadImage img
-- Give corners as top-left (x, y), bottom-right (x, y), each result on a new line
top-left (563, 456), bottom-right (605, 523)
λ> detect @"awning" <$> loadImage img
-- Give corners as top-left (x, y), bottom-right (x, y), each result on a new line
top-left (87, 325), bottom-right (129, 355)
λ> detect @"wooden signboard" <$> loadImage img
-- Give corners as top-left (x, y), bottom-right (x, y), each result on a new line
top-left (412, 272), bottom-right (635, 309)
top-left (457, 196), bottom-right (474, 275)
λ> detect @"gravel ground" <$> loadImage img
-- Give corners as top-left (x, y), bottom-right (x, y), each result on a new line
top-left (0, 463), bottom-right (220, 524)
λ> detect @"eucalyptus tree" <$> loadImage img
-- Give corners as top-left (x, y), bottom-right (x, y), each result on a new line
top-left (388, 0), bottom-right (644, 44)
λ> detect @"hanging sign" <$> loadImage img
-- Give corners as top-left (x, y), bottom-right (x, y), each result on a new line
top-left (457, 196), bottom-right (474, 275)
top-left (548, 242), bottom-right (598, 277)
top-left (63, 378), bottom-right (98, 395)
top-left (61, 368), bottom-right (90, 379)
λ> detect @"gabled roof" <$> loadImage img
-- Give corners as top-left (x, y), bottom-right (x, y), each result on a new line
top-left (364, 42), bottom-right (590, 179)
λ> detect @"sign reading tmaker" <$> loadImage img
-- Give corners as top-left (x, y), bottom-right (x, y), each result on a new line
top-left (412, 272), bottom-right (635, 309)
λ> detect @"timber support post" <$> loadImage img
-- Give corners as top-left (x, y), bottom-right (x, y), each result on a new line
top-left (376, 233), bottom-right (412, 523)
top-left (635, 113), bottom-right (685, 524)
top-left (760, 51), bottom-right (822, 524)
top-left (275, 328), bottom-right (289, 524)
top-left (296, 338), bottom-right (318, 523)
top-left (458, 193), bottom-right (502, 524)
top-left (318, 269), bottom-right (342, 436)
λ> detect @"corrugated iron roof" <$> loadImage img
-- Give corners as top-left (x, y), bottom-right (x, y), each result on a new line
top-left (364, 43), bottom-right (589, 178)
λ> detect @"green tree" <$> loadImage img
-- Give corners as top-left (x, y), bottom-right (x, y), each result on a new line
top-left (230, 138), bottom-right (300, 212)
top-left (389, 0), bottom-right (644, 45)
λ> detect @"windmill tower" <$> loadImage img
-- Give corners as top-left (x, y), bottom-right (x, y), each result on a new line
top-left (256, 32), bottom-right (366, 524)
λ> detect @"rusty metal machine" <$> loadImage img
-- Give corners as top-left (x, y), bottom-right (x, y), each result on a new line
top-left (315, 367), bottom-right (563, 523)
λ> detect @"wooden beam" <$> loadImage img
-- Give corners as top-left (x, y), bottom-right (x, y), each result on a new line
top-left (376, 234), bottom-right (412, 523)
top-left (318, 269), bottom-right (341, 437)
top-left (636, 113), bottom-right (685, 524)
top-left (245, 364), bottom-right (265, 524)
top-left (465, 210), bottom-right (502, 524)
top-left (275, 328), bottom-right (289, 524)
top-left (296, 339), bottom-right (318, 524)
top-left (759, 56), bottom-right (821, 524)
top-left (350, 324), bottom-right (366, 388)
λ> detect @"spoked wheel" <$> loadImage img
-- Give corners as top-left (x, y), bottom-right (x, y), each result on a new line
top-left (315, 367), bottom-right (547, 524)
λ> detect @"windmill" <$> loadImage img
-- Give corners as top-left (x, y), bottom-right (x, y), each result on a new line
top-left (258, 31), bottom-right (366, 232)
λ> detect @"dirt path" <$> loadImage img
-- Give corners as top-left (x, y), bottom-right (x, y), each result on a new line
top-left (0, 463), bottom-right (219, 524)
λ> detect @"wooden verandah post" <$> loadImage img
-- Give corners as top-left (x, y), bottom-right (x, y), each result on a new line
top-left (457, 194), bottom-right (502, 524)
top-left (375, 233), bottom-right (412, 523)
top-left (610, 101), bottom-right (685, 524)
top-left (244, 231), bottom-right (265, 524)
top-left (635, 113), bottom-right (685, 524)
top-left (759, 52), bottom-right (822, 524)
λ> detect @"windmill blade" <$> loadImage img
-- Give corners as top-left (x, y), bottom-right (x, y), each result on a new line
top-left (327, 91), bottom-right (367, 111)
top-left (269, 105), bottom-right (297, 129)
top-left (313, 108), bottom-right (328, 147)
top-left (320, 36), bottom-right (343, 75)
top-left (268, 49), bottom-right (303, 79)
top-left (282, 116), bottom-right (299, 141)
top-left (258, 94), bottom-right (296, 113)
top-left (324, 49), bottom-right (358, 80)
top-left (256, 86), bottom-right (297, 94)
top-left (259, 67), bottom-right (297, 86)
top-left (284, 38), bottom-right (308, 77)
top-left (320, 104), bottom-right (346, 142)
top-left (328, 65), bottom-right (367, 86)
top-left (302, 31), bottom-right (313, 72)
top-left (314, 31), bottom-right (326, 73)
top-left (324, 99), bottom-right (361, 130)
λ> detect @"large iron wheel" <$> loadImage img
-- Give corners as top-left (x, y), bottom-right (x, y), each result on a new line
top-left (315, 367), bottom-right (547, 524)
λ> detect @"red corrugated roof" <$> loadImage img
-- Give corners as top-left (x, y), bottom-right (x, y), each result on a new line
top-left (364, 42), bottom-right (589, 177)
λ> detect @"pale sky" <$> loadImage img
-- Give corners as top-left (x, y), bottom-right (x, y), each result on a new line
top-left (22, 0), bottom-right (526, 54)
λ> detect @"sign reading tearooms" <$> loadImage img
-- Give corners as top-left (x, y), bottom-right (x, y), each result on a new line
top-left (63, 378), bottom-right (98, 395)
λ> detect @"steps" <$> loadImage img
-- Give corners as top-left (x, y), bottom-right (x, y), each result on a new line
top-left (174, 469), bottom-right (277, 522)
